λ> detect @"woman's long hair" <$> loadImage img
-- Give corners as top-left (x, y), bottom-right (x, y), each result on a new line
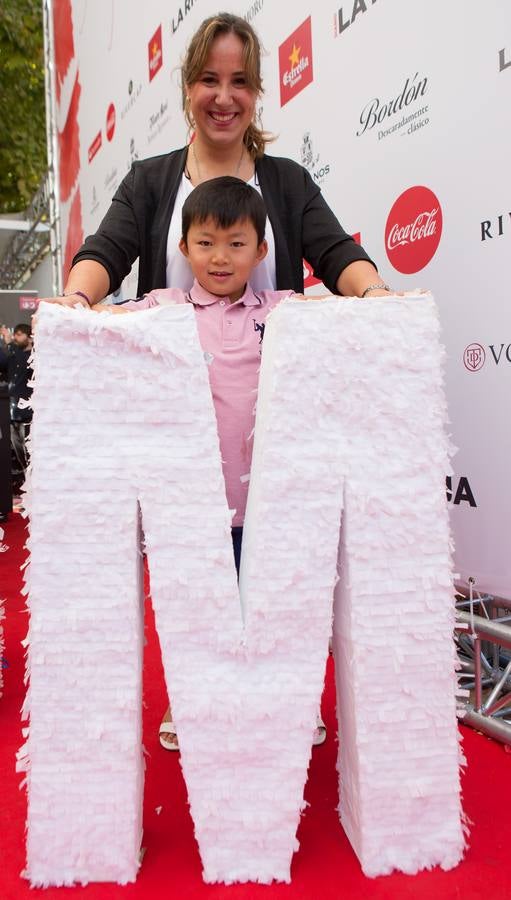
top-left (181, 12), bottom-right (274, 158)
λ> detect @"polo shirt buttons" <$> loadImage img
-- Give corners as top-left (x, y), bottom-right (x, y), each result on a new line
top-left (219, 300), bottom-right (226, 306)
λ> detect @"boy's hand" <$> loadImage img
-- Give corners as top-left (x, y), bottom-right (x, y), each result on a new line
top-left (0, 325), bottom-right (13, 343)
top-left (90, 304), bottom-right (132, 315)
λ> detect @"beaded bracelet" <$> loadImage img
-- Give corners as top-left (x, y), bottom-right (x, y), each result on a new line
top-left (360, 283), bottom-right (391, 298)
top-left (63, 290), bottom-right (91, 306)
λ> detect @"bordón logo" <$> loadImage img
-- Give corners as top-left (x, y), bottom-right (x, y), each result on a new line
top-left (357, 72), bottom-right (429, 141)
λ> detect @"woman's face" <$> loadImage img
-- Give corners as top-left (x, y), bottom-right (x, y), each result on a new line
top-left (187, 32), bottom-right (257, 149)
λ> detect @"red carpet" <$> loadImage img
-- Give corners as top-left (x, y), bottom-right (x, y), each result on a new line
top-left (1, 512), bottom-right (510, 900)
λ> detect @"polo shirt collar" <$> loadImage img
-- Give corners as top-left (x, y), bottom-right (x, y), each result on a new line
top-left (188, 279), bottom-right (261, 308)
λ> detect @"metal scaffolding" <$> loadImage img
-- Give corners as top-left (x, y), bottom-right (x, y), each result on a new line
top-left (455, 586), bottom-right (511, 746)
top-left (0, 179), bottom-right (51, 288)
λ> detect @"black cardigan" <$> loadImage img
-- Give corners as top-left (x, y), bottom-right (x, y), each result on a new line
top-left (72, 147), bottom-right (374, 296)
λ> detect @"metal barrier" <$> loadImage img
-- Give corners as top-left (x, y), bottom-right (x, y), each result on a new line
top-left (455, 587), bottom-right (511, 746)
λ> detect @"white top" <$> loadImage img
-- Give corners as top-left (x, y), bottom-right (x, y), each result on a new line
top-left (165, 173), bottom-right (277, 292)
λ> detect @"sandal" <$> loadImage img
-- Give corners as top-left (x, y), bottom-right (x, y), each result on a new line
top-left (159, 720), bottom-right (180, 751)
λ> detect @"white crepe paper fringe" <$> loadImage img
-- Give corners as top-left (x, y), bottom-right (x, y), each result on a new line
top-left (263, 296), bottom-right (466, 876)
top-left (17, 303), bottom-right (233, 886)
top-left (19, 297), bottom-right (464, 887)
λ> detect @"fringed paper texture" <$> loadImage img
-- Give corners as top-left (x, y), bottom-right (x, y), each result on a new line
top-left (241, 294), bottom-right (463, 879)
top-left (299, 296), bottom-right (463, 875)
top-left (20, 296), bottom-right (464, 887)
top-left (164, 307), bottom-right (345, 884)
top-left (18, 303), bottom-right (240, 886)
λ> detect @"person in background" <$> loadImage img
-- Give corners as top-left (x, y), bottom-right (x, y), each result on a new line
top-left (0, 323), bottom-right (33, 494)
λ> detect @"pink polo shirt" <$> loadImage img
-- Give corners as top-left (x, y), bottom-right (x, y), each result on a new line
top-left (122, 280), bottom-right (295, 526)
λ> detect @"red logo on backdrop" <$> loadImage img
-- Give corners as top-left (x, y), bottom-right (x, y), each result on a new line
top-left (303, 232), bottom-right (361, 288)
top-left (279, 17), bottom-right (313, 107)
top-left (106, 103), bottom-right (116, 141)
top-left (464, 343), bottom-right (486, 371)
top-left (88, 131), bottom-right (102, 163)
top-left (385, 186), bottom-right (442, 274)
top-left (303, 260), bottom-right (321, 288)
top-left (19, 297), bottom-right (39, 311)
top-left (148, 25), bottom-right (163, 82)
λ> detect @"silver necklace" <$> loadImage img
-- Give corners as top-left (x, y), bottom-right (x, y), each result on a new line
top-left (191, 142), bottom-right (245, 182)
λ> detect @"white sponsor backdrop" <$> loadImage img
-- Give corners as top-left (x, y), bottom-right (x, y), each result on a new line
top-left (50, 0), bottom-right (511, 598)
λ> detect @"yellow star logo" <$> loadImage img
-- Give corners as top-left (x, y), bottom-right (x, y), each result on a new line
top-left (288, 43), bottom-right (301, 68)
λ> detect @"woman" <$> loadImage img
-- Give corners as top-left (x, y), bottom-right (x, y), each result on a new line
top-left (53, 13), bottom-right (390, 309)
top-left (49, 13), bottom-right (393, 750)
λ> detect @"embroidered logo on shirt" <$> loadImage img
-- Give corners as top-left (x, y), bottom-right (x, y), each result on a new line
top-left (253, 320), bottom-right (265, 344)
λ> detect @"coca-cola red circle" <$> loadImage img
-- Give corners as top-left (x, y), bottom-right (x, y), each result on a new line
top-left (385, 186), bottom-right (442, 274)
top-left (106, 103), bottom-right (116, 142)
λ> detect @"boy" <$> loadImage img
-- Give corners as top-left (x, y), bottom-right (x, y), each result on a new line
top-left (109, 176), bottom-right (297, 535)
top-left (97, 176), bottom-right (326, 750)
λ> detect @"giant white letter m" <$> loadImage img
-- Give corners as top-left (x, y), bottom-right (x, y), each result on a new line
top-left (18, 298), bottom-right (465, 886)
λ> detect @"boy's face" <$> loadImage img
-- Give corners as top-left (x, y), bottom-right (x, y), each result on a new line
top-left (179, 217), bottom-right (268, 303)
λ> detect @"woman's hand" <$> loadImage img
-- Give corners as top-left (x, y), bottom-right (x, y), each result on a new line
top-left (39, 293), bottom-right (91, 309)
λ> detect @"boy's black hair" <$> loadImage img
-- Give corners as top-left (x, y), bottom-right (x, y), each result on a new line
top-left (14, 323), bottom-right (31, 337)
top-left (182, 176), bottom-right (266, 244)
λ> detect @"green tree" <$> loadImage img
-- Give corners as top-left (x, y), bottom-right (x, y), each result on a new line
top-left (0, 0), bottom-right (47, 214)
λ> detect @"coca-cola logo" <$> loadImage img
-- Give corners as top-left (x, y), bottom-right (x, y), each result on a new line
top-left (385, 186), bottom-right (442, 274)
top-left (106, 103), bottom-right (116, 142)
